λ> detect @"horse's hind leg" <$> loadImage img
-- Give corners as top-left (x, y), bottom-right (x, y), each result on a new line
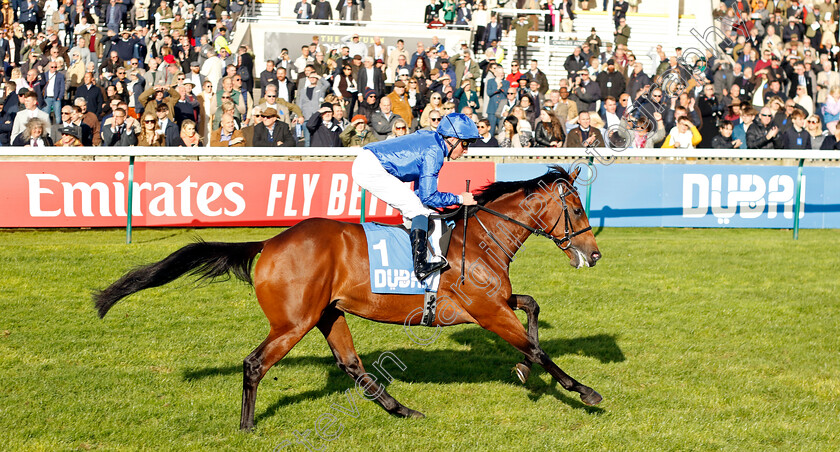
top-left (317, 306), bottom-right (425, 419)
top-left (481, 306), bottom-right (602, 406)
top-left (240, 323), bottom-right (315, 430)
top-left (507, 294), bottom-right (540, 383)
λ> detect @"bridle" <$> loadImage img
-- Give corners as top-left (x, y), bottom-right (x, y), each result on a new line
top-left (470, 182), bottom-right (591, 252)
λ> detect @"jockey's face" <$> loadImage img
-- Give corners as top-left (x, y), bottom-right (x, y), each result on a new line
top-left (446, 137), bottom-right (468, 160)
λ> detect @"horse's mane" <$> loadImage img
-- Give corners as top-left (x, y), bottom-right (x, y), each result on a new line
top-left (439, 165), bottom-right (573, 215)
top-left (474, 165), bottom-right (572, 205)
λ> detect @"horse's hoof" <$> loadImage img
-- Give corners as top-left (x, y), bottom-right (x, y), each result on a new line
top-left (514, 363), bottom-right (530, 384)
top-left (580, 389), bottom-right (603, 406)
top-left (406, 409), bottom-right (425, 419)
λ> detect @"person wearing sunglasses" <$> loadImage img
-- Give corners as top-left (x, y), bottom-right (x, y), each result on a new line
top-left (352, 112), bottom-right (479, 282)
top-left (804, 114), bottom-right (828, 150)
top-left (471, 118), bottom-right (498, 147)
top-left (419, 93), bottom-right (444, 129)
top-left (746, 107), bottom-right (783, 149)
top-left (386, 119), bottom-right (409, 139)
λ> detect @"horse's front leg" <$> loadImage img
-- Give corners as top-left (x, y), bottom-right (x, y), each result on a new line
top-left (506, 294), bottom-right (539, 383)
top-left (482, 303), bottom-right (602, 406)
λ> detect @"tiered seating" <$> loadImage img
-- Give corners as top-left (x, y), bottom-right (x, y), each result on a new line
top-left (494, 11), bottom-right (709, 89)
top-left (244, 4), bottom-right (712, 92)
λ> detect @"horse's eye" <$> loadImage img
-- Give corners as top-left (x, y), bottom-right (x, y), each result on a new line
top-left (573, 208), bottom-right (583, 216)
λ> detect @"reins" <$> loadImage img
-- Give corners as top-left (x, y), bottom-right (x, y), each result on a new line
top-left (456, 184), bottom-right (591, 260)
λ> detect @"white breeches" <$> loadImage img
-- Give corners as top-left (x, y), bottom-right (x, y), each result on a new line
top-left (352, 148), bottom-right (443, 258)
top-left (352, 148), bottom-right (434, 220)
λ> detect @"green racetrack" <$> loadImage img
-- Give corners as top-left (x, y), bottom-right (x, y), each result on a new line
top-left (1, 227), bottom-right (838, 451)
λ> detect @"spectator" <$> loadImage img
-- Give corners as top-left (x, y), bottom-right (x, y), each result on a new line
top-left (175, 120), bottom-right (203, 147)
top-left (517, 96), bottom-right (537, 132)
top-left (495, 87), bottom-right (519, 133)
top-left (294, 0), bottom-right (314, 23)
top-left (572, 70), bottom-right (600, 113)
top-left (455, 0), bottom-right (471, 26)
top-left (512, 15), bottom-right (530, 66)
top-left (820, 126), bottom-right (840, 150)
top-left (733, 106), bottom-right (754, 150)
top-left (386, 40), bottom-right (410, 85)
top-left (525, 60), bottom-right (548, 97)
top-left (535, 108), bottom-right (565, 147)
top-left (711, 120), bottom-right (743, 149)
top-left (55, 125), bottom-right (83, 147)
top-left (450, 49), bottom-right (480, 86)
top-left (101, 108), bottom-right (138, 146)
top-left (454, 80), bottom-right (479, 113)
top-left (307, 102), bottom-right (342, 147)
top-left (333, 64), bottom-right (359, 117)
top-left (12, 117), bottom-right (51, 146)
top-left (613, 0), bottom-right (628, 28)
top-left (782, 109), bottom-right (811, 150)
top-left (557, 0), bottom-right (575, 33)
top-left (805, 115), bottom-right (828, 150)
top-left (746, 107), bottom-right (782, 149)
top-left (38, 60), bottom-right (65, 124)
top-left (370, 96), bottom-right (403, 140)
top-left (614, 17), bottom-right (630, 47)
top-left (424, 0), bottom-right (440, 24)
top-left (565, 111), bottom-right (604, 147)
top-left (357, 89), bottom-right (380, 122)
top-left (137, 112), bottom-right (166, 146)
top-left (296, 72), bottom-right (330, 146)
top-left (506, 61), bottom-right (524, 85)
top-left (600, 96), bottom-right (621, 129)
top-left (597, 59), bottom-right (625, 102)
top-left (386, 80), bottom-right (413, 129)
top-left (253, 107), bottom-right (295, 147)
top-left (386, 119), bottom-right (409, 140)
top-left (484, 66), bottom-right (509, 134)
top-left (472, 118), bottom-right (498, 147)
top-left (357, 56), bottom-right (385, 104)
top-left (12, 91), bottom-right (51, 142)
top-left (423, 110), bottom-right (442, 132)
top-left (139, 84), bottom-right (180, 120)
top-left (824, 86), bottom-right (840, 134)
top-left (497, 115), bottom-right (529, 148)
top-left (482, 14), bottom-right (503, 52)
top-left (340, 114), bottom-right (377, 147)
top-left (791, 84), bottom-right (814, 117)
top-left (314, 0), bottom-right (333, 23)
top-left (697, 83), bottom-right (724, 148)
top-left (210, 112), bottom-right (246, 147)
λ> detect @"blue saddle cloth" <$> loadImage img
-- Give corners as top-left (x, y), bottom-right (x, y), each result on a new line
top-left (362, 223), bottom-right (434, 295)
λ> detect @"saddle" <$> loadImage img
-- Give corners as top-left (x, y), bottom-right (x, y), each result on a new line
top-left (363, 218), bottom-right (455, 327)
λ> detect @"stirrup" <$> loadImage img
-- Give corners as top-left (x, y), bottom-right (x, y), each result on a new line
top-left (415, 257), bottom-right (447, 282)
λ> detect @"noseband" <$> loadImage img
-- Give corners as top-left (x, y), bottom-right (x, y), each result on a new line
top-left (472, 183), bottom-right (592, 251)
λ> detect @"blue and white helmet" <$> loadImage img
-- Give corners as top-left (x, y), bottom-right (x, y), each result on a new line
top-left (436, 113), bottom-right (480, 141)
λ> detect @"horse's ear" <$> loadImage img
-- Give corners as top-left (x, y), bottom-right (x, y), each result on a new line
top-left (569, 166), bottom-right (581, 183)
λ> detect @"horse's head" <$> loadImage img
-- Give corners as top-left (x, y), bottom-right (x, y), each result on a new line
top-left (472, 166), bottom-right (601, 268)
top-left (527, 166), bottom-right (601, 269)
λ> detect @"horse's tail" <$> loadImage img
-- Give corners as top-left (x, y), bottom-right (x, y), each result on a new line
top-left (93, 240), bottom-right (265, 319)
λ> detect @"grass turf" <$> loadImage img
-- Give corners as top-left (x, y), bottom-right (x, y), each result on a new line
top-left (0, 227), bottom-right (838, 451)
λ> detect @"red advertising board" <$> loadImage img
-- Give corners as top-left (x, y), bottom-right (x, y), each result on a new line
top-left (0, 161), bottom-right (495, 227)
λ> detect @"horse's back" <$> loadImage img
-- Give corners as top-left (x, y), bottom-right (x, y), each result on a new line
top-left (253, 219), bottom-right (368, 316)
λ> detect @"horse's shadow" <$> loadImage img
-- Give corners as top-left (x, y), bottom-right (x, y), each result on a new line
top-left (182, 327), bottom-right (624, 420)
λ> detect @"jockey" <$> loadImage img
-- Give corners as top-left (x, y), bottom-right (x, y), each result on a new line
top-left (352, 112), bottom-right (480, 281)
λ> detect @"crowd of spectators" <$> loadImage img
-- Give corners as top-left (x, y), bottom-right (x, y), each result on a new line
top-left (0, 0), bottom-right (838, 150)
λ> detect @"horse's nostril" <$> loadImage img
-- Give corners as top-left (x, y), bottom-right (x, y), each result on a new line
top-left (591, 251), bottom-right (601, 261)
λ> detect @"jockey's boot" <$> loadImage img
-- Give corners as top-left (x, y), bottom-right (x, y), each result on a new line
top-left (410, 217), bottom-right (446, 282)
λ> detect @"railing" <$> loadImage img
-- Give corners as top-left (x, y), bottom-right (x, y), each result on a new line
top-left (3, 147), bottom-right (838, 242)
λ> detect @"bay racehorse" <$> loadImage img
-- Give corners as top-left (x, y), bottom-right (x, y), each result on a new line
top-left (93, 165), bottom-right (603, 430)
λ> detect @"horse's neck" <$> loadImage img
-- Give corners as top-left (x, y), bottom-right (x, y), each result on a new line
top-left (469, 196), bottom-right (535, 267)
